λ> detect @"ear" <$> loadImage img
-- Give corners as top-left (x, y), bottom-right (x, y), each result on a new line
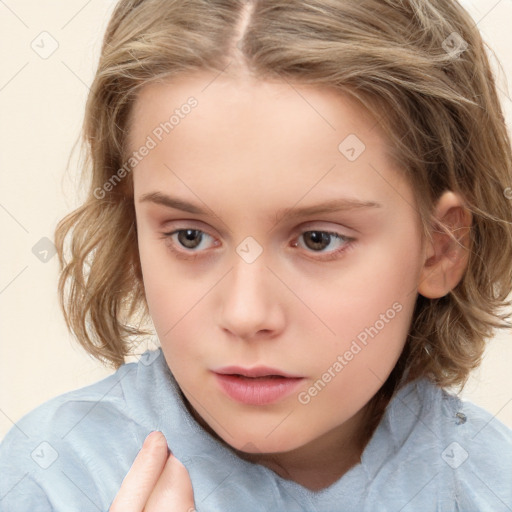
top-left (418, 191), bottom-right (472, 299)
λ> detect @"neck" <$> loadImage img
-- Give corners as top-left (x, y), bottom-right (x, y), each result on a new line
top-left (182, 390), bottom-right (388, 491)
top-left (234, 405), bottom-right (371, 491)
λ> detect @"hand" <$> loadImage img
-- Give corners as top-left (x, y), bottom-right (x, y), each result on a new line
top-left (110, 431), bottom-right (196, 512)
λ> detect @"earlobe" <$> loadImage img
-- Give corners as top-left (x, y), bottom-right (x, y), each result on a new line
top-left (418, 191), bottom-right (473, 299)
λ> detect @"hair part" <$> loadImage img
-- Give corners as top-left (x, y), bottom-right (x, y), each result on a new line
top-left (55, 0), bottom-right (512, 407)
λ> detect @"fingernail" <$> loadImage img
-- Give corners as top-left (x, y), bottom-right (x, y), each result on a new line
top-left (143, 430), bottom-right (160, 447)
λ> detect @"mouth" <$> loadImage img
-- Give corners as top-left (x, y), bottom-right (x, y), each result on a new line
top-left (228, 375), bottom-right (287, 380)
top-left (212, 366), bottom-right (304, 405)
top-left (213, 365), bottom-right (303, 379)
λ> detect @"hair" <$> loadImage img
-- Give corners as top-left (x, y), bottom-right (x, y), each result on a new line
top-left (55, 0), bottom-right (512, 438)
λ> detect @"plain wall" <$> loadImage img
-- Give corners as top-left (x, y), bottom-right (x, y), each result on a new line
top-left (1, 0), bottom-right (512, 440)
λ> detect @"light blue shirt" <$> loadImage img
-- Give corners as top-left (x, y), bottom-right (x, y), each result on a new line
top-left (1, 347), bottom-right (511, 511)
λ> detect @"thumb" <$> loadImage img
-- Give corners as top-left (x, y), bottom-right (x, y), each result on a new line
top-left (144, 450), bottom-right (196, 512)
top-left (109, 430), bottom-right (170, 512)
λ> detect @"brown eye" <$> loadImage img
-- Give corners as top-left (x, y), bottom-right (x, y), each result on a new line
top-left (161, 227), bottom-right (219, 260)
top-left (177, 229), bottom-right (203, 249)
top-left (302, 231), bottom-right (333, 251)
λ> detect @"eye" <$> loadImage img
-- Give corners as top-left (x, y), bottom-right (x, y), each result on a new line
top-left (302, 231), bottom-right (339, 251)
top-left (163, 229), bottom-right (217, 253)
top-left (293, 230), bottom-right (355, 259)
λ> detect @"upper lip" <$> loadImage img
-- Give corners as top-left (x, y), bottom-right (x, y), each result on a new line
top-left (213, 366), bottom-right (303, 378)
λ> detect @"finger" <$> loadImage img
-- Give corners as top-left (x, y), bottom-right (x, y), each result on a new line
top-left (144, 452), bottom-right (195, 512)
top-left (109, 431), bottom-right (169, 512)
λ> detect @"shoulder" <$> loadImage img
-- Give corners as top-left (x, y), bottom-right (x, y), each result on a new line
top-left (382, 378), bottom-right (512, 510)
top-left (437, 385), bottom-right (512, 510)
top-left (0, 351), bottom-right (162, 511)
top-left (1, 357), bottom-right (137, 444)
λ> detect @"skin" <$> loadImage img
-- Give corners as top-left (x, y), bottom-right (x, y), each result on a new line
top-left (110, 431), bottom-right (195, 512)
top-left (110, 72), bottom-right (472, 509)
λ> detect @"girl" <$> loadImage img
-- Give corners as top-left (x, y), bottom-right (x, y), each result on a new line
top-left (1, 0), bottom-right (512, 510)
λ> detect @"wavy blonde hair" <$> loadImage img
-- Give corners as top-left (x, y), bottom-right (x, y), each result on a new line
top-left (55, 0), bottom-right (512, 411)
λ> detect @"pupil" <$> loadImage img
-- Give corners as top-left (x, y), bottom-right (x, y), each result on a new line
top-left (178, 229), bottom-right (202, 249)
top-left (305, 231), bottom-right (330, 251)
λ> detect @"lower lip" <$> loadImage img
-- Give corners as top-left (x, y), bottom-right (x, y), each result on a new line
top-left (214, 373), bottom-right (304, 405)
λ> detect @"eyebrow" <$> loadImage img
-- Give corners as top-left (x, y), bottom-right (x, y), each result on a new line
top-left (138, 191), bottom-right (382, 221)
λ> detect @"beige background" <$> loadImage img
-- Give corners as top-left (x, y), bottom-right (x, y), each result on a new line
top-left (1, 0), bottom-right (512, 440)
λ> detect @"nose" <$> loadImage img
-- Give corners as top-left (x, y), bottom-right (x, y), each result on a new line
top-left (218, 257), bottom-right (285, 341)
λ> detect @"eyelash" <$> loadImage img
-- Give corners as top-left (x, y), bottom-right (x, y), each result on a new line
top-left (160, 228), bottom-right (356, 262)
top-left (292, 231), bottom-right (356, 261)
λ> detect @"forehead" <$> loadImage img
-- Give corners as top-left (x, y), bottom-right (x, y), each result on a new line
top-left (129, 72), bottom-right (385, 154)
top-left (128, 72), bottom-right (417, 220)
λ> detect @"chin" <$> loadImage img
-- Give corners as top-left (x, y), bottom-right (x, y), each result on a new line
top-left (213, 422), bottom-right (312, 455)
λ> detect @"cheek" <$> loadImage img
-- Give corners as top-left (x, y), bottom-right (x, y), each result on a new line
top-left (136, 227), bottom-right (221, 358)
top-left (313, 247), bottom-right (418, 335)
top-left (137, 229), bottom-right (189, 334)
top-left (302, 228), bottom-right (421, 375)
top-left (137, 240), bottom-right (199, 379)
top-left (296, 287), bottom-right (415, 432)
top-left (138, 236), bottom-right (169, 318)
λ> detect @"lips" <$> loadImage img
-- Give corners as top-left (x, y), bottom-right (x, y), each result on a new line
top-left (212, 366), bottom-right (304, 405)
top-left (214, 365), bottom-right (302, 379)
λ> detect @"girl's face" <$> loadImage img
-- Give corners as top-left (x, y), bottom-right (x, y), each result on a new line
top-left (131, 73), bottom-right (426, 455)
